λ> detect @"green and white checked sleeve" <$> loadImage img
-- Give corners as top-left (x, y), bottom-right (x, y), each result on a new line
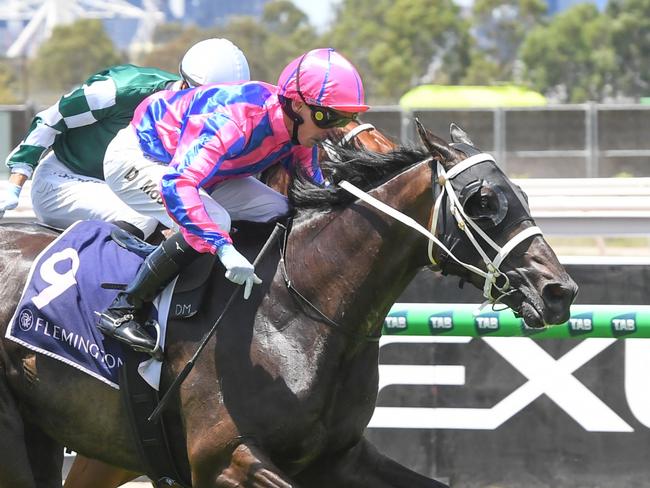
top-left (5, 75), bottom-right (118, 177)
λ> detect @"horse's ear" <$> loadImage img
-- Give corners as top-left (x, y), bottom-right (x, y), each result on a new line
top-left (414, 118), bottom-right (454, 163)
top-left (450, 123), bottom-right (474, 146)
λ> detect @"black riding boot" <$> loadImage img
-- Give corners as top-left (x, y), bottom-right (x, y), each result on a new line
top-left (96, 232), bottom-right (200, 357)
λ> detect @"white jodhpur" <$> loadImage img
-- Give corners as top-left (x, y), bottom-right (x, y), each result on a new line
top-left (31, 151), bottom-right (157, 235)
top-left (103, 126), bottom-right (290, 237)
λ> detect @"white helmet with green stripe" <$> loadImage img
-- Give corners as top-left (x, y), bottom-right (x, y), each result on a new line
top-left (179, 38), bottom-right (251, 87)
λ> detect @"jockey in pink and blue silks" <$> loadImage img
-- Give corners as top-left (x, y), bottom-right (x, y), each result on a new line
top-left (96, 48), bottom-right (370, 356)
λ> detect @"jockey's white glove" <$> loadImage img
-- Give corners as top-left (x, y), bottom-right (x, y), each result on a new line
top-left (0, 183), bottom-right (21, 218)
top-left (217, 244), bottom-right (262, 299)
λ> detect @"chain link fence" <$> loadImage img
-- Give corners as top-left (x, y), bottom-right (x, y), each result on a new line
top-left (1, 104), bottom-right (649, 178)
top-left (363, 104), bottom-right (650, 178)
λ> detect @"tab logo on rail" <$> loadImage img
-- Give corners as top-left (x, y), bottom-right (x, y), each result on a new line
top-left (384, 311), bottom-right (408, 331)
top-left (474, 313), bottom-right (500, 334)
top-left (611, 313), bottom-right (637, 337)
top-left (568, 312), bottom-right (593, 336)
top-left (370, 336), bottom-right (650, 433)
top-left (428, 312), bottom-right (453, 333)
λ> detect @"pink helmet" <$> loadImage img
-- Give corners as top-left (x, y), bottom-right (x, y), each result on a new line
top-left (278, 48), bottom-right (369, 113)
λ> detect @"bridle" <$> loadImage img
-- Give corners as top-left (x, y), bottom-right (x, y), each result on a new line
top-left (340, 122), bottom-right (377, 145)
top-left (321, 121), bottom-right (377, 161)
top-left (339, 151), bottom-right (543, 308)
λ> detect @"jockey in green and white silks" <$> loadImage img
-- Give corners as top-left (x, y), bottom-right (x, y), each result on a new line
top-left (1, 38), bottom-right (251, 238)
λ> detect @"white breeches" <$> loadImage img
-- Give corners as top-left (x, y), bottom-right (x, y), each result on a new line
top-left (103, 126), bottom-right (290, 237)
top-left (31, 151), bottom-right (157, 235)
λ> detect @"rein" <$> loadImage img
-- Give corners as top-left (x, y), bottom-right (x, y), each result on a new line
top-left (148, 224), bottom-right (284, 422)
top-left (278, 220), bottom-right (382, 342)
top-left (268, 120), bottom-right (385, 342)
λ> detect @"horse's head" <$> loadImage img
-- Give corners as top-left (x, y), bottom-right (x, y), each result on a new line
top-left (415, 120), bottom-right (577, 327)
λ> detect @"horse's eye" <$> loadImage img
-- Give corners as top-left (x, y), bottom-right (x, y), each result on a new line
top-left (465, 187), bottom-right (496, 216)
top-left (461, 183), bottom-right (508, 227)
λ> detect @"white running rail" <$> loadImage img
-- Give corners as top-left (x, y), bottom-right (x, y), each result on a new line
top-left (2, 178), bottom-right (650, 236)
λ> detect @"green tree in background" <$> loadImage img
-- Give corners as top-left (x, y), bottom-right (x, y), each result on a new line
top-left (257, 0), bottom-right (319, 80)
top-left (211, 0), bottom-right (319, 83)
top-left (152, 22), bottom-right (193, 44)
top-left (465, 0), bottom-right (547, 83)
top-left (325, 0), bottom-right (471, 103)
top-left (17, 0), bottom-right (647, 106)
top-left (322, 0), bottom-right (390, 93)
top-left (461, 51), bottom-right (506, 85)
top-left (30, 19), bottom-right (123, 94)
top-left (144, 0), bottom-right (473, 103)
top-left (520, 3), bottom-right (615, 102)
top-left (214, 17), bottom-right (273, 81)
top-left (0, 59), bottom-right (20, 103)
top-left (138, 24), bottom-right (208, 73)
top-left (607, 0), bottom-right (650, 99)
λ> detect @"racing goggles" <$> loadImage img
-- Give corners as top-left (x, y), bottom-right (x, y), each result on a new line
top-left (305, 104), bottom-right (358, 129)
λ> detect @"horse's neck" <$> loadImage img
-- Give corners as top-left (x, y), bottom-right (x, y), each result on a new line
top-left (289, 163), bottom-right (432, 339)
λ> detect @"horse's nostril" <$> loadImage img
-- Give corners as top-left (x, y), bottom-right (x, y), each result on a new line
top-left (544, 283), bottom-right (569, 299)
top-left (542, 281), bottom-right (578, 323)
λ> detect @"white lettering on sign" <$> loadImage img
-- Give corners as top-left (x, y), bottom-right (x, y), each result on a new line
top-left (569, 317), bottom-right (593, 331)
top-left (385, 316), bottom-right (407, 330)
top-left (30, 316), bottom-right (123, 370)
top-left (430, 316), bottom-right (453, 329)
top-left (625, 339), bottom-right (650, 428)
top-left (32, 248), bottom-right (80, 309)
top-left (612, 318), bottom-right (635, 332)
top-left (476, 317), bottom-right (499, 329)
top-left (370, 336), bottom-right (648, 433)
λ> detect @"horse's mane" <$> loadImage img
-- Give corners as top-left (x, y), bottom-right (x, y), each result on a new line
top-left (289, 144), bottom-right (430, 211)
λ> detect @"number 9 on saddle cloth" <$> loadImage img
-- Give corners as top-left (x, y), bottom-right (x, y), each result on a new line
top-left (6, 219), bottom-right (282, 388)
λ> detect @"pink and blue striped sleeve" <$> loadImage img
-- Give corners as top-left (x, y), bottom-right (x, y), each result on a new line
top-left (160, 113), bottom-right (246, 254)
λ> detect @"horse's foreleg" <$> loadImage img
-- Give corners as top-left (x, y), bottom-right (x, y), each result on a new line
top-left (295, 436), bottom-right (448, 488)
top-left (192, 442), bottom-right (297, 488)
top-left (0, 372), bottom-right (36, 488)
top-left (23, 421), bottom-right (63, 488)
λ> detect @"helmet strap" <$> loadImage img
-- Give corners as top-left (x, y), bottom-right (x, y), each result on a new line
top-left (279, 95), bottom-right (303, 145)
top-left (178, 62), bottom-right (200, 88)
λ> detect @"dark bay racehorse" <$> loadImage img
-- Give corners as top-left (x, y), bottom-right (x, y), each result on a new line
top-left (0, 122), bottom-right (577, 487)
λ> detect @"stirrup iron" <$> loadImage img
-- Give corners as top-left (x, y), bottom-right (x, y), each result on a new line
top-left (94, 312), bottom-right (163, 361)
top-left (141, 320), bottom-right (163, 361)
